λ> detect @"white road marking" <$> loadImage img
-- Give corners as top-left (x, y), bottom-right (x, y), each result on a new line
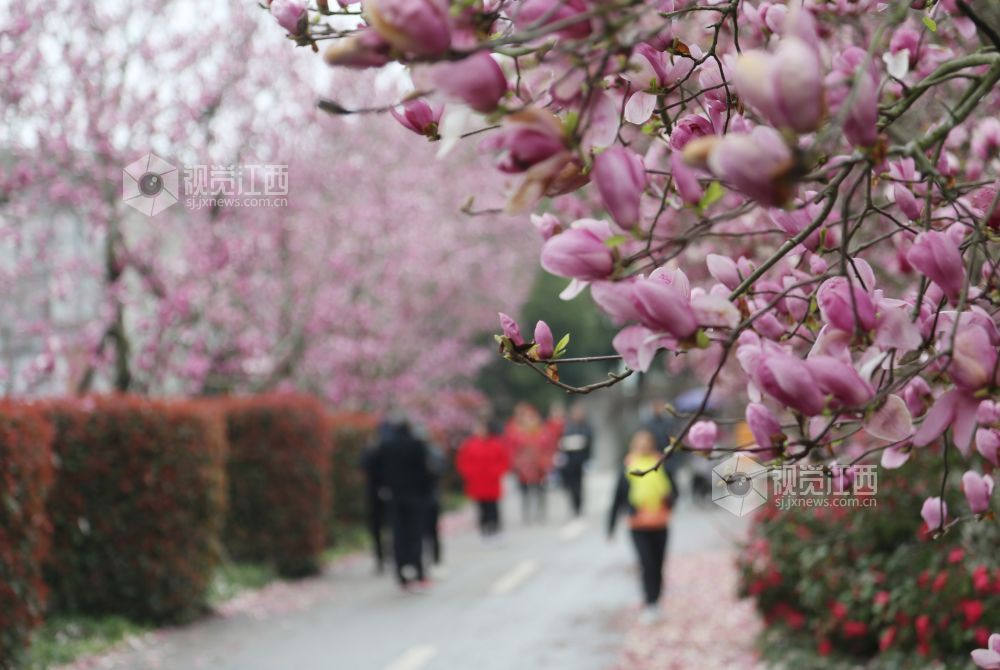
top-left (558, 519), bottom-right (589, 541)
top-left (490, 559), bottom-right (540, 595)
top-left (385, 645), bottom-right (437, 670)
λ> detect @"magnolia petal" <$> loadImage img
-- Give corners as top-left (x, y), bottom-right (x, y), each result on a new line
top-left (952, 391), bottom-right (980, 458)
top-left (583, 91), bottom-right (620, 150)
top-left (912, 389), bottom-right (958, 447)
top-left (559, 278), bottom-right (589, 301)
top-left (690, 292), bottom-right (740, 329)
top-left (624, 91), bottom-right (657, 125)
top-left (881, 444), bottom-right (911, 469)
top-left (864, 394), bottom-right (913, 442)
top-left (436, 106), bottom-right (472, 158)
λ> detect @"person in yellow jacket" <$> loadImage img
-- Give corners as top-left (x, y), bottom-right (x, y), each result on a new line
top-left (608, 429), bottom-right (678, 624)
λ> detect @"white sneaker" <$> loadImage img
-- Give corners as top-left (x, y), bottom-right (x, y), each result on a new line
top-left (638, 606), bottom-right (662, 625)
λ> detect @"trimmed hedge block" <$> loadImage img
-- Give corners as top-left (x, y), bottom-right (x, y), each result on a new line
top-left (0, 403), bottom-right (55, 668)
top-left (222, 395), bottom-right (330, 577)
top-left (44, 397), bottom-right (227, 623)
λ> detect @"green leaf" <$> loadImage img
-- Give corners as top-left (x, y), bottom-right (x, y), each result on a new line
top-left (554, 332), bottom-right (571, 357)
top-left (604, 234), bottom-right (629, 248)
top-left (563, 110), bottom-right (579, 136)
top-left (698, 181), bottom-right (725, 211)
top-left (922, 15), bottom-right (937, 32)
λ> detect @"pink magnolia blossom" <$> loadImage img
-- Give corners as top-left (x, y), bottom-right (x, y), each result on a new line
top-left (534, 320), bottom-right (554, 358)
top-left (631, 269), bottom-right (698, 339)
top-left (498, 313), bottom-right (524, 345)
top-left (977, 429), bottom-right (1000, 466)
top-left (593, 147), bottom-right (646, 229)
top-left (591, 280), bottom-right (642, 324)
top-left (539, 220), bottom-right (615, 281)
top-left (514, 0), bottom-right (591, 39)
top-left (670, 151), bottom-right (703, 205)
top-left (920, 496), bottom-right (947, 531)
top-left (363, 0), bottom-right (451, 56)
top-left (271, 0), bottom-right (306, 34)
top-left (913, 389), bottom-right (980, 456)
top-left (746, 402), bottom-right (783, 451)
top-left (734, 34), bottom-right (824, 133)
top-left (390, 99), bottom-right (443, 138)
top-left (978, 400), bottom-right (1000, 425)
top-left (826, 47), bottom-right (880, 148)
top-left (323, 28), bottom-right (394, 68)
top-left (816, 276), bottom-right (877, 333)
top-left (483, 108), bottom-right (565, 173)
top-left (706, 254), bottom-right (741, 291)
top-left (906, 230), bottom-right (967, 303)
top-left (423, 53), bottom-right (507, 113)
top-left (888, 158), bottom-right (922, 221)
top-left (756, 353), bottom-right (826, 416)
top-left (688, 420), bottom-right (718, 451)
top-left (687, 127), bottom-right (796, 207)
top-left (972, 633), bottom-right (1000, 669)
top-left (962, 471), bottom-right (994, 514)
top-left (612, 325), bottom-right (674, 372)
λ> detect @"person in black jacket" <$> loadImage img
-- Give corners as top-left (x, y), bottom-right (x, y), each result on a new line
top-left (360, 426), bottom-right (389, 574)
top-left (558, 403), bottom-right (593, 517)
top-left (372, 415), bottom-right (435, 591)
top-left (608, 429), bottom-right (678, 624)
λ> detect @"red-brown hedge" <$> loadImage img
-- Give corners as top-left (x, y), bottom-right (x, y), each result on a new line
top-left (221, 395), bottom-right (330, 577)
top-left (44, 397), bottom-right (227, 623)
top-left (0, 403), bottom-right (54, 669)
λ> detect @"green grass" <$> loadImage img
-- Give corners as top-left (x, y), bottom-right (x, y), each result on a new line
top-left (25, 614), bottom-right (148, 669)
top-left (208, 561), bottom-right (279, 606)
top-left (323, 524), bottom-right (370, 563)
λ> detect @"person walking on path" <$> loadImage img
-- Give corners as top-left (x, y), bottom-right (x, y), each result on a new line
top-left (608, 429), bottom-right (678, 624)
top-left (643, 399), bottom-right (684, 497)
top-left (456, 419), bottom-right (510, 539)
top-left (422, 427), bottom-right (447, 571)
top-left (373, 414), bottom-right (435, 592)
top-left (557, 403), bottom-right (593, 517)
top-left (505, 403), bottom-right (557, 523)
top-left (360, 428), bottom-right (389, 574)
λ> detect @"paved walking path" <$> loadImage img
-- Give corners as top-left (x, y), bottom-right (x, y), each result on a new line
top-left (62, 472), bottom-right (762, 670)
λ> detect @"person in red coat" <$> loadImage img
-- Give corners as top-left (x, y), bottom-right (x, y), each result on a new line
top-left (456, 419), bottom-right (510, 538)
top-left (504, 403), bottom-right (557, 523)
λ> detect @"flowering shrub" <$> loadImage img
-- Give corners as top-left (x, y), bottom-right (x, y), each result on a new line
top-left (44, 397), bottom-right (227, 623)
top-left (222, 395), bottom-right (331, 577)
top-left (327, 413), bottom-right (377, 544)
top-left (739, 454), bottom-right (999, 664)
top-left (0, 403), bottom-right (55, 667)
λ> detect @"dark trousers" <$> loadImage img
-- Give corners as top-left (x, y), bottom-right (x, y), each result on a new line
top-left (519, 481), bottom-right (546, 523)
top-left (367, 493), bottom-right (386, 571)
top-left (631, 528), bottom-right (669, 605)
top-left (477, 500), bottom-right (501, 536)
top-left (390, 499), bottom-right (426, 585)
top-left (561, 460), bottom-right (585, 516)
top-left (424, 499), bottom-right (441, 566)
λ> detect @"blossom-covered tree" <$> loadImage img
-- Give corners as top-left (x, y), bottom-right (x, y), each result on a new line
top-left (0, 0), bottom-right (534, 428)
top-left (280, 0), bottom-right (999, 654)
